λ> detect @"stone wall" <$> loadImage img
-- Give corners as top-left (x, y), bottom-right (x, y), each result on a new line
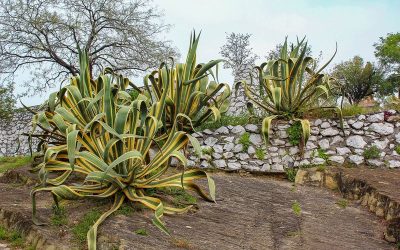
top-left (187, 111), bottom-right (400, 172)
top-left (0, 110), bottom-right (37, 156)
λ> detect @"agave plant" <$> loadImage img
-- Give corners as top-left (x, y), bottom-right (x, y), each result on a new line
top-left (30, 49), bottom-right (215, 250)
top-left (143, 32), bottom-right (231, 135)
top-left (237, 37), bottom-right (342, 146)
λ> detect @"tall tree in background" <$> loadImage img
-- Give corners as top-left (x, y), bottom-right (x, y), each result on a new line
top-left (0, 82), bottom-right (15, 119)
top-left (332, 56), bottom-right (384, 105)
top-left (374, 32), bottom-right (400, 97)
top-left (0, 0), bottom-right (178, 93)
top-left (220, 32), bottom-right (258, 80)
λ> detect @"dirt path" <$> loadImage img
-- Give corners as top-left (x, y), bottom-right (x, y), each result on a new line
top-left (0, 171), bottom-right (395, 250)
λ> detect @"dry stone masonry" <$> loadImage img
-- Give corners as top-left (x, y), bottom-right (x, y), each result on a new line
top-left (187, 111), bottom-right (400, 172)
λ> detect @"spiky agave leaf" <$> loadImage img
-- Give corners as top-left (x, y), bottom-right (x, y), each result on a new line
top-left (144, 31), bottom-right (231, 134)
top-left (31, 49), bottom-right (216, 250)
top-left (238, 37), bottom-right (342, 146)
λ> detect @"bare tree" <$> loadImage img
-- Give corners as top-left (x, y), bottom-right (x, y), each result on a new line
top-left (0, 0), bottom-right (178, 93)
top-left (220, 32), bottom-right (258, 80)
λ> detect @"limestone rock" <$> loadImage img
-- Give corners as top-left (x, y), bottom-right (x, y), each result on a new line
top-left (337, 147), bottom-right (351, 155)
top-left (320, 128), bottom-right (339, 136)
top-left (349, 155), bottom-right (364, 165)
top-left (213, 159), bottom-right (227, 168)
top-left (245, 124), bottom-right (259, 133)
top-left (346, 135), bottom-right (367, 149)
top-left (223, 152), bottom-right (234, 159)
top-left (388, 160), bottom-right (400, 168)
top-left (214, 126), bottom-right (229, 135)
top-left (329, 155), bottom-right (345, 164)
top-left (318, 139), bottom-right (330, 150)
top-left (227, 162), bottom-right (241, 170)
top-left (204, 137), bottom-right (218, 146)
top-left (369, 123), bottom-right (394, 135)
top-left (231, 125), bottom-right (245, 134)
top-left (233, 144), bottom-right (243, 153)
top-left (249, 133), bottom-right (263, 146)
top-left (351, 121), bottom-right (364, 129)
top-left (367, 113), bottom-right (384, 123)
top-left (320, 121), bottom-right (330, 129)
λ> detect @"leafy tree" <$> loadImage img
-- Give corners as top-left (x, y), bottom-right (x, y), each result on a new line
top-left (0, 0), bottom-right (178, 93)
top-left (374, 32), bottom-right (400, 97)
top-left (332, 56), bottom-right (384, 105)
top-left (0, 83), bottom-right (16, 120)
top-left (220, 32), bottom-right (258, 80)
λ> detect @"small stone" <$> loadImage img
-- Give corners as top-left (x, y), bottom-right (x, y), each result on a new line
top-left (281, 155), bottom-right (294, 165)
top-left (336, 147), bottom-right (351, 155)
top-left (224, 136), bottom-right (235, 143)
top-left (247, 146), bottom-right (256, 154)
top-left (249, 133), bottom-right (263, 146)
top-left (187, 160), bottom-right (196, 167)
top-left (289, 147), bottom-right (299, 155)
top-left (349, 155), bottom-right (364, 165)
top-left (212, 153), bottom-right (222, 159)
top-left (203, 129), bottom-right (213, 135)
top-left (331, 135), bottom-right (344, 145)
top-left (213, 144), bottom-right (223, 153)
top-left (310, 127), bottom-right (320, 135)
top-left (320, 122), bottom-right (330, 128)
top-left (204, 137), bottom-right (218, 146)
top-left (312, 157), bottom-right (325, 165)
top-left (261, 164), bottom-right (271, 171)
top-left (367, 159), bottom-right (384, 167)
top-left (245, 124), bottom-right (259, 133)
top-left (231, 125), bottom-right (245, 134)
top-left (272, 139), bottom-right (285, 145)
top-left (272, 157), bottom-right (282, 163)
top-left (367, 113), bottom-right (384, 123)
top-left (213, 159), bottom-right (227, 168)
top-left (351, 121), bottom-right (364, 129)
top-left (214, 126), bottom-right (229, 135)
top-left (299, 159), bottom-right (310, 166)
top-left (318, 139), bottom-right (330, 150)
top-left (320, 128), bottom-right (340, 136)
top-left (269, 147), bottom-right (278, 152)
top-left (223, 152), bottom-right (234, 159)
top-left (227, 162), bottom-right (241, 170)
top-left (372, 138), bottom-right (389, 150)
top-left (223, 142), bottom-right (235, 151)
top-left (278, 148), bottom-right (287, 156)
top-left (369, 123), bottom-right (394, 135)
top-left (200, 160), bottom-right (210, 168)
top-left (313, 119), bottom-right (322, 126)
top-left (346, 135), bottom-right (367, 149)
top-left (329, 155), bottom-right (345, 164)
top-left (233, 144), bottom-right (243, 153)
top-left (271, 164), bottom-right (284, 172)
top-left (306, 141), bottom-right (317, 150)
top-left (237, 153), bottom-right (250, 160)
top-left (388, 160), bottom-right (400, 168)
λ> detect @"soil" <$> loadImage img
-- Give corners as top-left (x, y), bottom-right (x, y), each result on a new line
top-left (0, 167), bottom-right (396, 250)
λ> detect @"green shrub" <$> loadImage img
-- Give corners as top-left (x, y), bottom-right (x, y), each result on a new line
top-left (292, 201), bottom-right (301, 216)
top-left (336, 199), bottom-right (348, 209)
top-left (287, 122), bottom-right (302, 146)
top-left (363, 145), bottom-right (380, 159)
top-left (72, 209), bottom-right (102, 244)
top-left (286, 168), bottom-right (298, 182)
top-left (239, 132), bottom-right (251, 151)
top-left (255, 148), bottom-right (265, 160)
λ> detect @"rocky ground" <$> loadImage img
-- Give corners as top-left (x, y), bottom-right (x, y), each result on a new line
top-left (0, 167), bottom-right (396, 249)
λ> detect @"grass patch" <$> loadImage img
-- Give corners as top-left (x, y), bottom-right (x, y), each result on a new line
top-left (363, 145), bottom-right (380, 159)
top-left (292, 201), bottom-right (301, 216)
top-left (0, 225), bottom-right (24, 247)
top-left (0, 156), bottom-right (31, 173)
top-left (239, 132), bottom-right (251, 152)
top-left (72, 209), bottom-right (102, 244)
top-left (396, 145), bottom-right (400, 155)
top-left (341, 104), bottom-right (380, 117)
top-left (316, 165), bottom-right (326, 172)
top-left (158, 187), bottom-right (197, 208)
top-left (171, 237), bottom-right (192, 249)
top-left (336, 199), bottom-right (348, 209)
top-left (317, 148), bottom-right (328, 161)
top-left (195, 114), bottom-right (257, 131)
top-left (201, 146), bottom-right (213, 155)
top-left (255, 148), bottom-right (265, 160)
top-left (287, 122), bottom-right (302, 146)
top-left (134, 228), bottom-right (148, 236)
top-left (115, 203), bottom-right (135, 216)
top-left (285, 168), bottom-right (298, 182)
top-left (51, 205), bottom-right (68, 226)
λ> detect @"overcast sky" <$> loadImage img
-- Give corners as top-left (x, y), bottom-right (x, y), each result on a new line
top-left (19, 0), bottom-right (400, 106)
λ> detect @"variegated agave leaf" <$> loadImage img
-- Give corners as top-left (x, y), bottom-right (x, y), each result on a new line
top-left (237, 37), bottom-right (343, 145)
top-left (31, 49), bottom-right (216, 250)
top-left (144, 31), bottom-right (231, 134)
